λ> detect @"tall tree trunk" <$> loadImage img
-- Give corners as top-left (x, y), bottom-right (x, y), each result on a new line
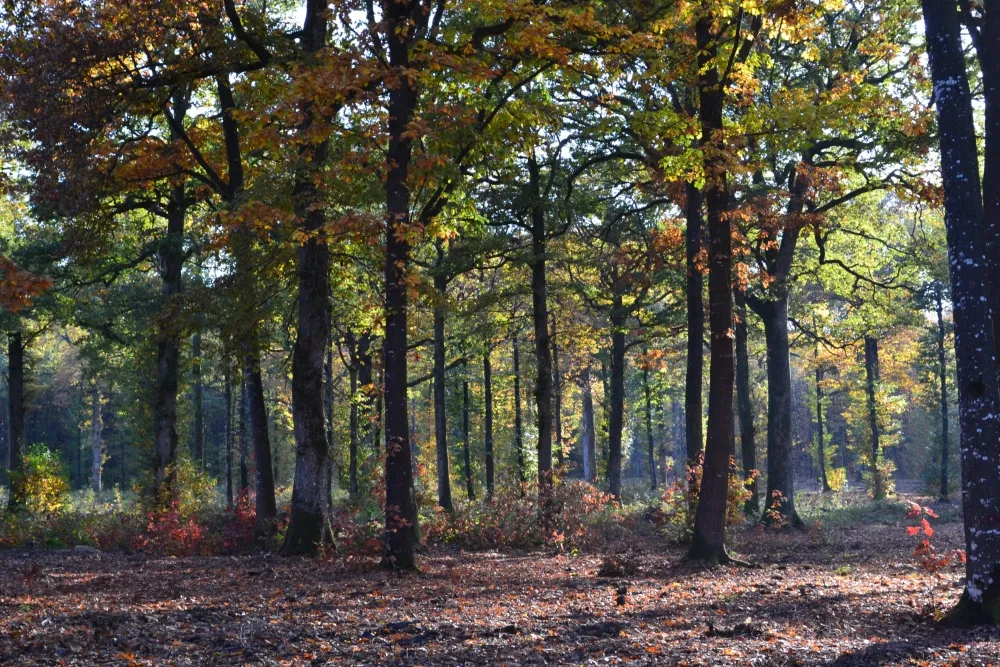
top-left (483, 349), bottom-right (495, 500)
top-left (239, 382), bottom-right (249, 491)
top-left (643, 364), bottom-right (657, 490)
top-left (91, 381), bottom-right (103, 493)
top-left (246, 361), bottom-right (278, 541)
top-left (348, 364), bottom-right (359, 498)
top-left (923, 0), bottom-right (1000, 624)
top-left (734, 291), bottom-right (758, 513)
top-left (581, 366), bottom-right (596, 483)
top-left (815, 363), bottom-right (830, 492)
top-left (381, 0), bottom-right (420, 571)
top-left (513, 336), bottom-right (525, 489)
top-left (690, 14), bottom-right (738, 562)
top-left (936, 286), bottom-right (950, 502)
top-left (433, 271), bottom-right (453, 511)
top-left (463, 376), bottom-right (474, 500)
top-left (6, 331), bottom-right (24, 509)
top-left (864, 335), bottom-right (884, 499)
top-left (685, 181), bottom-right (705, 499)
top-left (283, 0), bottom-right (333, 556)
top-left (528, 156), bottom-right (554, 493)
top-left (552, 315), bottom-right (564, 466)
top-left (325, 344), bottom-right (336, 487)
top-left (754, 299), bottom-right (802, 526)
top-left (608, 309), bottom-right (625, 499)
top-left (225, 367), bottom-right (233, 509)
top-left (153, 179), bottom-right (185, 489)
top-left (192, 332), bottom-right (204, 468)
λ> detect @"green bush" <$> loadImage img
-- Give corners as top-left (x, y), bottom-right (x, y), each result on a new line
top-left (11, 445), bottom-right (70, 514)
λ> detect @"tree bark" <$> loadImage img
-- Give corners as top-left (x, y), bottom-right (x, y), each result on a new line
top-left (6, 331), bottom-right (24, 509)
top-left (513, 336), bottom-right (526, 489)
top-left (581, 366), bottom-right (597, 483)
top-left (935, 286), bottom-right (950, 502)
top-left (225, 366), bottom-right (233, 509)
top-left (91, 381), bottom-right (103, 493)
top-left (643, 364), bottom-right (657, 490)
top-left (607, 308), bottom-right (626, 499)
top-left (690, 13), bottom-right (738, 562)
top-left (923, 0), bottom-right (1000, 624)
top-left (462, 376), bottom-right (474, 500)
top-left (381, 0), bottom-right (421, 571)
top-left (238, 382), bottom-right (249, 491)
top-left (528, 156), bottom-right (554, 493)
top-left (863, 335), bottom-right (884, 499)
top-left (734, 291), bottom-right (758, 513)
top-left (348, 364), bottom-right (360, 498)
top-left (433, 271), bottom-right (453, 511)
top-left (483, 349), bottom-right (495, 500)
top-left (754, 299), bottom-right (802, 526)
top-left (552, 315), bottom-right (564, 466)
top-left (192, 332), bottom-right (204, 468)
top-left (685, 181), bottom-right (705, 499)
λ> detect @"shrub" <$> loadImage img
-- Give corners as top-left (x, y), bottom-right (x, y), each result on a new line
top-left (827, 467), bottom-right (847, 492)
top-left (11, 445), bottom-right (70, 514)
top-left (134, 499), bottom-right (206, 556)
top-left (223, 489), bottom-right (256, 551)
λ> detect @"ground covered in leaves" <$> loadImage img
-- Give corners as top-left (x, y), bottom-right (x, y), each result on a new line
top-left (1, 502), bottom-right (998, 665)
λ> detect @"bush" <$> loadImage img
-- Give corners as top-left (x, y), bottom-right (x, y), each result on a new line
top-left (827, 467), bottom-right (847, 492)
top-left (11, 445), bottom-right (70, 514)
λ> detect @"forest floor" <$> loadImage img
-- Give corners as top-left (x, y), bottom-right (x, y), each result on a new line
top-left (1, 493), bottom-right (999, 666)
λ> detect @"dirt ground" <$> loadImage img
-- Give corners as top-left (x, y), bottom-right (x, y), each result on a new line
top-left (1, 513), bottom-right (998, 665)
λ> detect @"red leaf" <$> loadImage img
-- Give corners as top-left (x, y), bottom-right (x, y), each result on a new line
top-left (906, 526), bottom-right (920, 536)
top-left (921, 518), bottom-right (934, 537)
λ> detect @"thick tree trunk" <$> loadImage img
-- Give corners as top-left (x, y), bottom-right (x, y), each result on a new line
top-left (433, 272), bottom-right (453, 511)
top-left (607, 310), bottom-right (626, 499)
top-left (528, 157), bottom-right (554, 493)
top-left (381, 0), bottom-right (420, 571)
top-left (462, 377), bottom-right (474, 500)
top-left (581, 367), bottom-right (597, 483)
top-left (923, 0), bottom-right (1000, 624)
top-left (754, 298), bottom-right (802, 527)
top-left (685, 181), bottom-right (705, 497)
top-left (643, 365), bottom-right (657, 490)
top-left (283, 0), bottom-right (333, 556)
top-left (6, 331), bottom-right (24, 509)
top-left (513, 337), bottom-right (526, 488)
top-left (734, 291), bottom-right (758, 513)
top-left (690, 16), bottom-right (738, 562)
top-left (483, 350), bottom-right (495, 500)
top-left (864, 335), bottom-right (884, 499)
top-left (91, 381), bottom-right (103, 493)
top-left (936, 287), bottom-right (950, 502)
top-left (246, 363), bottom-right (278, 539)
top-left (153, 181), bottom-right (185, 489)
top-left (192, 332), bottom-right (204, 468)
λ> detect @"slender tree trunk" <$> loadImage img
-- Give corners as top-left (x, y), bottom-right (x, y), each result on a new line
top-left (863, 335), bottom-right (884, 499)
top-left (463, 376), bottom-right (474, 500)
top-left (483, 349), bottom-right (495, 500)
top-left (239, 382), bottom-right (249, 491)
top-left (6, 331), bottom-right (24, 509)
top-left (246, 361), bottom-right (278, 541)
top-left (936, 287), bottom-right (950, 502)
top-left (349, 364), bottom-right (359, 498)
top-left (433, 272), bottom-right (453, 511)
top-left (225, 367), bottom-right (233, 509)
top-left (381, 0), bottom-right (420, 571)
top-left (552, 315), bottom-right (564, 466)
top-left (923, 0), bottom-right (1000, 623)
top-left (690, 15), bottom-right (737, 562)
top-left (735, 291), bottom-right (758, 513)
top-left (325, 344), bottom-right (336, 487)
top-left (528, 156), bottom-right (554, 493)
top-left (91, 381), bottom-right (103, 493)
top-left (192, 332), bottom-right (204, 468)
top-left (608, 309), bottom-right (625, 499)
top-left (581, 366), bottom-right (596, 483)
top-left (643, 364), bottom-right (656, 490)
top-left (753, 299), bottom-right (802, 526)
top-left (513, 336), bottom-right (525, 489)
top-left (685, 181), bottom-right (705, 500)
top-left (816, 363), bottom-right (830, 492)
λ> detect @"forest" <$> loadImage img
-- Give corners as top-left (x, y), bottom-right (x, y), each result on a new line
top-left (0, 0), bottom-right (998, 664)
